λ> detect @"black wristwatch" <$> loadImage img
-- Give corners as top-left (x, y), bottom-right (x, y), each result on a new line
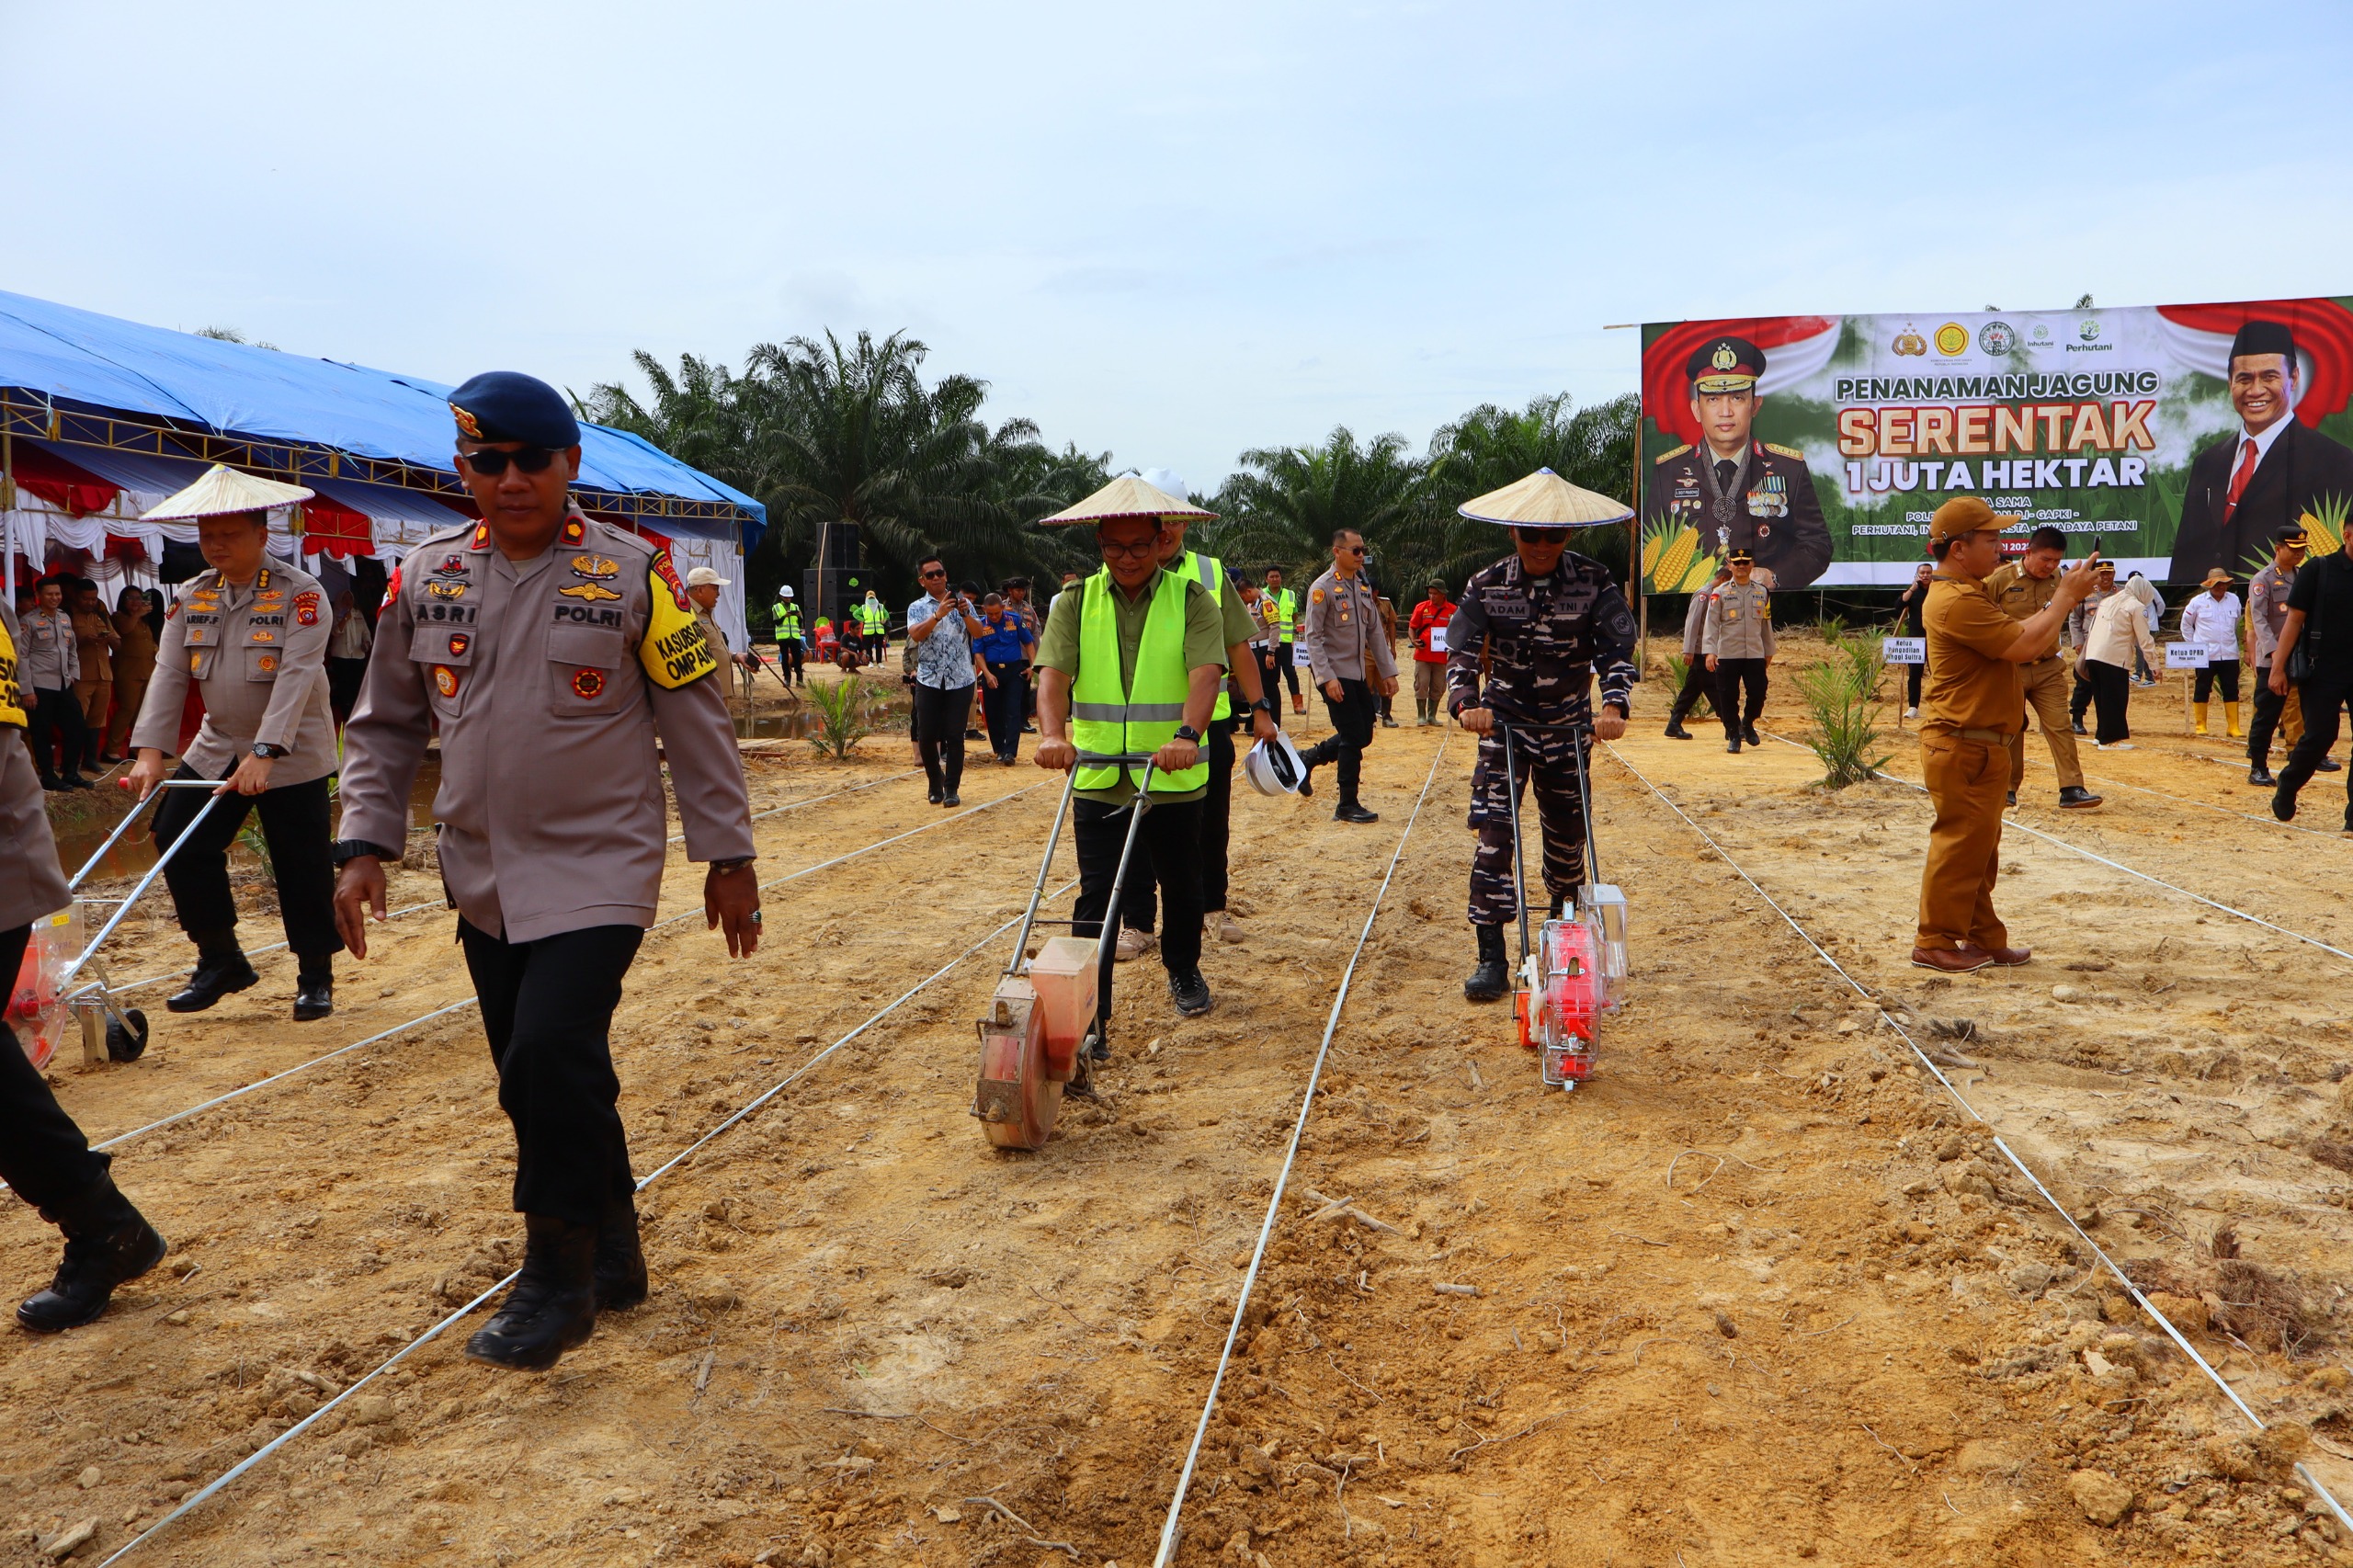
top-left (711, 855), bottom-right (757, 873)
top-left (331, 838), bottom-right (399, 869)
top-left (1252, 696), bottom-right (1278, 716)
top-left (251, 742), bottom-right (290, 759)
top-left (1173, 724), bottom-right (1201, 744)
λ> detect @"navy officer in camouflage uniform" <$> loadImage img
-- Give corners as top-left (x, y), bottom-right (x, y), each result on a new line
top-left (1446, 507), bottom-right (1638, 1003)
top-left (1643, 335), bottom-right (1832, 590)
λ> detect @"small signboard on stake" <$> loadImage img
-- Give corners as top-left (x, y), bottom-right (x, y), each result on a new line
top-left (1881, 636), bottom-right (1927, 666)
top-left (2164, 643), bottom-right (2211, 670)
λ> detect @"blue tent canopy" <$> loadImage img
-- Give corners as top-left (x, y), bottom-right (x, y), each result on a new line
top-left (0, 290), bottom-right (764, 551)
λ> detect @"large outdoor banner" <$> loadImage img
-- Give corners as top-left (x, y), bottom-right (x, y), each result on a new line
top-left (1638, 299), bottom-right (2353, 591)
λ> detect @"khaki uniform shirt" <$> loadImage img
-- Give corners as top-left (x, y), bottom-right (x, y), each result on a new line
top-left (2250, 562), bottom-right (2296, 665)
top-left (72, 608), bottom-right (119, 683)
top-left (1921, 573), bottom-right (2024, 736)
top-left (132, 562), bottom-right (337, 785)
top-left (113, 611), bottom-right (158, 685)
top-left (1300, 568), bottom-right (1397, 684)
top-left (1701, 580), bottom-right (1775, 660)
top-left (1984, 562), bottom-right (2062, 665)
top-left (0, 604), bottom-right (73, 932)
top-left (19, 607), bottom-right (76, 690)
top-left (2064, 585), bottom-right (2114, 651)
top-left (1680, 589), bottom-right (1711, 656)
top-left (336, 516), bottom-right (756, 944)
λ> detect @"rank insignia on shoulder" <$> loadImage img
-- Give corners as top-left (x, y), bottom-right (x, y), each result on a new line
top-left (295, 590), bottom-right (321, 626)
top-left (427, 581), bottom-right (467, 599)
top-left (383, 564), bottom-right (403, 599)
top-left (433, 665), bottom-right (460, 699)
top-left (1763, 441), bottom-right (1805, 460)
top-left (470, 524), bottom-right (490, 550)
top-left (188, 650), bottom-right (203, 675)
top-left (1654, 443), bottom-right (1693, 463)
top-left (560, 583), bottom-right (624, 603)
top-left (570, 554), bottom-right (620, 580)
top-left (562, 517), bottom-right (585, 545)
top-left (572, 668), bottom-right (607, 700)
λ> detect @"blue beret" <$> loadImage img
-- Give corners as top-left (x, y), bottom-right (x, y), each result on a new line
top-left (448, 371), bottom-right (581, 449)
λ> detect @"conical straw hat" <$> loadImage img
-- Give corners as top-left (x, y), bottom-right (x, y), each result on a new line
top-left (1456, 467), bottom-right (1631, 528)
top-left (1039, 473), bottom-right (1216, 527)
top-left (142, 463), bottom-right (315, 520)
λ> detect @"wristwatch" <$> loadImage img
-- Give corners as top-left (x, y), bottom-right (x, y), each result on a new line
top-left (1252, 697), bottom-right (1278, 717)
top-left (1173, 724), bottom-right (1201, 744)
top-left (711, 856), bottom-right (757, 873)
top-left (251, 742), bottom-right (289, 759)
top-left (331, 838), bottom-right (399, 869)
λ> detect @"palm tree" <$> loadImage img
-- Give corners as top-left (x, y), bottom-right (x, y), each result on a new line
top-left (1403, 392), bottom-right (1642, 590)
top-left (1212, 426), bottom-right (1425, 596)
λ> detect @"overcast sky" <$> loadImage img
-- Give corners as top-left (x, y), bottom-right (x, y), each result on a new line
top-left (10, 1), bottom-right (2353, 490)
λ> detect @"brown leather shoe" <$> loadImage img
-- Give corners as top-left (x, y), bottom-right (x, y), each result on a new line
top-left (1984, 947), bottom-right (2032, 966)
top-left (1910, 945), bottom-right (1992, 973)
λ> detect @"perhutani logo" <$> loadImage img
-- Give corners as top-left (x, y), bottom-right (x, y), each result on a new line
top-left (2079, 320), bottom-right (2101, 342)
top-left (1934, 323), bottom-right (1970, 356)
top-left (1979, 321), bottom-right (2018, 356)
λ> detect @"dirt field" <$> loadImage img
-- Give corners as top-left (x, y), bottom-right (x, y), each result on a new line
top-left (7, 644), bottom-right (2353, 1567)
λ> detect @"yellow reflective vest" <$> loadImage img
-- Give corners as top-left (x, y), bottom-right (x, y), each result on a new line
top-left (1168, 551), bottom-right (1232, 722)
top-left (1267, 585), bottom-right (1298, 642)
top-left (1071, 570), bottom-right (1209, 795)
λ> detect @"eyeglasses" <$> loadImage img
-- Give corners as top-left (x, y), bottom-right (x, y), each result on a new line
top-left (1339, 544), bottom-right (1367, 556)
top-left (1099, 538), bottom-right (1162, 560)
top-left (1514, 528), bottom-right (1569, 544)
top-left (459, 447), bottom-right (562, 476)
top-left (920, 567), bottom-right (947, 579)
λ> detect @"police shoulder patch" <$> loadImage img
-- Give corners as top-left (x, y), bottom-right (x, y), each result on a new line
top-left (1654, 443), bottom-right (1693, 464)
top-left (639, 563), bottom-right (717, 690)
top-left (1763, 442), bottom-right (1806, 460)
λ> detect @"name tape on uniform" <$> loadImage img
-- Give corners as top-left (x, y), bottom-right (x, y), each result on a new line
top-left (1881, 636), bottom-right (1926, 665)
top-left (2163, 642), bottom-right (2211, 670)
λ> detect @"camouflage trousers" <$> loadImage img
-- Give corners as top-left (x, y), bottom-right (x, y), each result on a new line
top-left (1466, 731), bottom-right (1589, 926)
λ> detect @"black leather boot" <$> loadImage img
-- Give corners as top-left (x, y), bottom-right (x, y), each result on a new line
top-left (1464, 923), bottom-right (1510, 1004)
top-left (595, 1198), bottom-right (649, 1312)
top-left (293, 958), bottom-right (334, 1022)
top-left (17, 1176), bottom-right (167, 1333)
top-left (464, 1215), bottom-right (598, 1370)
top-left (166, 933), bottom-right (257, 1014)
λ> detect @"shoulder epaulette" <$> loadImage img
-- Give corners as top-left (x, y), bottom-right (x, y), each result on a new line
top-left (1763, 442), bottom-right (1806, 460)
top-left (1654, 443), bottom-right (1693, 464)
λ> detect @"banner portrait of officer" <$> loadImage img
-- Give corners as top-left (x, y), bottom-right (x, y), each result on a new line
top-left (1644, 335), bottom-right (1833, 590)
top-left (2171, 321), bottom-right (2353, 585)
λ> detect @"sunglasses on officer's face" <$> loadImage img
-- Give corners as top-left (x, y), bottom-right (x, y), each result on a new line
top-left (459, 446), bottom-right (562, 476)
top-left (1515, 528), bottom-right (1570, 544)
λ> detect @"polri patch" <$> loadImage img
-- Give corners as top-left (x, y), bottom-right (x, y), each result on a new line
top-left (572, 668), bottom-right (607, 700)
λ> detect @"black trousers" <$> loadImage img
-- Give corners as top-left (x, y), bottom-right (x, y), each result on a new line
top-left (982, 663), bottom-right (1027, 757)
top-left (781, 640), bottom-right (804, 683)
top-left (1667, 659), bottom-right (1711, 725)
top-left (911, 682), bottom-right (973, 795)
top-left (29, 687), bottom-right (87, 783)
top-left (1123, 717), bottom-right (1237, 929)
top-left (2279, 670), bottom-right (2353, 825)
top-left (2249, 665), bottom-right (2290, 762)
top-left (2071, 664), bottom-right (2096, 724)
top-left (1714, 659), bottom-right (1768, 738)
top-left (1273, 642), bottom-right (1301, 699)
top-left (1303, 677), bottom-right (1378, 803)
top-left (460, 919), bottom-right (642, 1224)
top-left (0, 924), bottom-right (110, 1212)
top-left (1905, 661), bottom-right (1924, 709)
top-left (327, 657), bottom-right (369, 724)
top-left (1074, 796), bottom-right (1202, 976)
top-left (2084, 658), bottom-right (2131, 744)
top-left (152, 766), bottom-right (342, 964)
top-left (2192, 662), bottom-right (2241, 703)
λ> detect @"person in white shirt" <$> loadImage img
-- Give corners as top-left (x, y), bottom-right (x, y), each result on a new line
top-left (2082, 577), bottom-right (2161, 748)
top-left (2177, 568), bottom-right (2245, 738)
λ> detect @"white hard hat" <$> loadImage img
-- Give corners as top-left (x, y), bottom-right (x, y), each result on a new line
top-left (685, 566), bottom-right (731, 589)
top-left (1243, 732), bottom-right (1310, 797)
top-left (778, 585), bottom-right (795, 598)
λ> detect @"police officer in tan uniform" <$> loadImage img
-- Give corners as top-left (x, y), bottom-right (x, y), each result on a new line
top-left (1298, 528), bottom-right (1399, 821)
top-left (334, 372), bottom-right (760, 1372)
top-left (1702, 549), bottom-right (1773, 752)
top-left (124, 468), bottom-right (343, 1021)
top-left (1984, 525), bottom-right (2101, 810)
top-left (0, 601), bottom-right (169, 1332)
top-left (1644, 335), bottom-right (1834, 589)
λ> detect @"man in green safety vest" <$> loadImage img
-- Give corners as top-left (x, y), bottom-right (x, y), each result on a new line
top-left (772, 586), bottom-right (804, 686)
top-left (1104, 512), bottom-right (1281, 955)
top-left (855, 591), bottom-right (890, 664)
top-left (1263, 567), bottom-right (1302, 714)
top-left (1035, 485), bottom-right (1229, 1019)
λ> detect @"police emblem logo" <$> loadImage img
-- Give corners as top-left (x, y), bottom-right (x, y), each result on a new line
top-left (426, 581), bottom-right (467, 599)
top-left (451, 403), bottom-right (483, 439)
top-left (449, 632), bottom-right (471, 657)
top-left (559, 583), bottom-right (624, 603)
top-left (1893, 326), bottom-right (1927, 357)
top-left (250, 628), bottom-right (276, 642)
top-left (295, 590), bottom-right (321, 626)
top-left (257, 653), bottom-right (278, 673)
top-left (1711, 342), bottom-right (1738, 371)
top-left (571, 668), bottom-right (606, 700)
top-left (570, 554), bottom-right (620, 580)
top-left (433, 665), bottom-right (460, 699)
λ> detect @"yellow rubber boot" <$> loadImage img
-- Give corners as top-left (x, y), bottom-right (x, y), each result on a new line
top-left (2194, 700), bottom-right (2210, 735)
top-left (2226, 701), bottom-right (2244, 738)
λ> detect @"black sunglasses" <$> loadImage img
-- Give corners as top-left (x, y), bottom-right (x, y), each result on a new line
top-left (920, 567), bottom-right (948, 578)
top-left (1515, 528), bottom-right (1570, 544)
top-left (1340, 544), bottom-right (1368, 556)
top-left (460, 447), bottom-right (562, 476)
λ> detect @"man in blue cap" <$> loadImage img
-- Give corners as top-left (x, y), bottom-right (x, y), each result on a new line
top-left (334, 371), bottom-right (761, 1371)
